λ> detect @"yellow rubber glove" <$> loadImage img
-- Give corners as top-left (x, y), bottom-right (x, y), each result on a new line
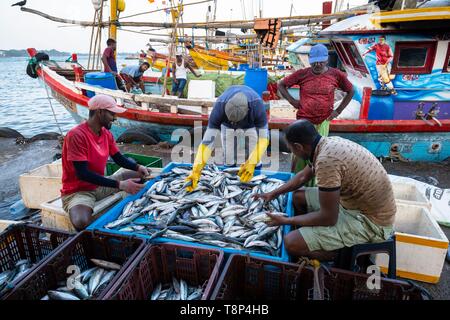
top-left (185, 143), bottom-right (212, 192)
top-left (238, 137), bottom-right (269, 182)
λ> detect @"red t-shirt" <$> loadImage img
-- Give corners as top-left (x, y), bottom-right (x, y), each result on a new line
top-left (282, 67), bottom-right (353, 124)
top-left (61, 122), bottom-right (120, 195)
top-left (370, 43), bottom-right (393, 65)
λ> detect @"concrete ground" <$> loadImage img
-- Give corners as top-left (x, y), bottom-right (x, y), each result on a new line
top-left (0, 137), bottom-right (449, 299)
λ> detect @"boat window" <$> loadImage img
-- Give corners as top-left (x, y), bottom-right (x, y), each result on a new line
top-left (331, 41), bottom-right (352, 67)
top-left (392, 41), bottom-right (437, 74)
top-left (333, 40), bottom-right (368, 73)
top-left (444, 43), bottom-right (450, 73)
top-left (398, 47), bottom-right (428, 67)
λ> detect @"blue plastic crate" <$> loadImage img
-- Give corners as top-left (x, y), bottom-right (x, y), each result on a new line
top-left (88, 162), bottom-right (294, 262)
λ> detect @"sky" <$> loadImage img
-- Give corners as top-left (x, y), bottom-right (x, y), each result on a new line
top-left (0, 0), bottom-right (368, 53)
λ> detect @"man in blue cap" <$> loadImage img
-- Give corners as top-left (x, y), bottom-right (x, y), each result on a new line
top-left (277, 44), bottom-right (354, 181)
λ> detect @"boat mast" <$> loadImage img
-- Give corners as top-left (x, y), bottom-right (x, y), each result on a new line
top-left (110, 0), bottom-right (118, 41)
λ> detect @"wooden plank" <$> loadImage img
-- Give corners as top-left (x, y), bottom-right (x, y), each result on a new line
top-left (74, 82), bottom-right (216, 108)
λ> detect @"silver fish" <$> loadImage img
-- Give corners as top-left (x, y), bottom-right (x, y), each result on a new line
top-left (88, 268), bottom-right (105, 296)
top-left (73, 280), bottom-right (90, 300)
top-left (94, 270), bottom-right (116, 295)
top-left (48, 290), bottom-right (80, 301)
top-left (151, 283), bottom-right (162, 300)
top-left (90, 259), bottom-right (122, 271)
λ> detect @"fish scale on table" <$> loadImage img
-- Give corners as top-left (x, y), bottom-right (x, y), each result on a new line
top-left (103, 165), bottom-right (289, 257)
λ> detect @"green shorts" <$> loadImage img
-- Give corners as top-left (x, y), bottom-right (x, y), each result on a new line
top-left (62, 169), bottom-right (128, 213)
top-left (299, 187), bottom-right (394, 252)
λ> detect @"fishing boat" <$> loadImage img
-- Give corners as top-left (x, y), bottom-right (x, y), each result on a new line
top-left (317, 2), bottom-right (450, 162)
top-left (21, 1), bottom-right (450, 161)
top-left (186, 44), bottom-right (248, 70)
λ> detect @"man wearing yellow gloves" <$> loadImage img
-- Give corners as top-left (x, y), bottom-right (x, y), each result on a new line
top-left (185, 85), bottom-right (269, 192)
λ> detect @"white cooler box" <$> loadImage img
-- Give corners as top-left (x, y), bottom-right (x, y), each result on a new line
top-left (375, 202), bottom-right (449, 283)
top-left (19, 163), bottom-right (63, 209)
top-left (392, 182), bottom-right (431, 210)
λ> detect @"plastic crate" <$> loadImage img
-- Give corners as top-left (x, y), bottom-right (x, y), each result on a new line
top-left (88, 162), bottom-right (294, 262)
top-left (211, 254), bottom-right (430, 300)
top-left (0, 223), bottom-right (73, 299)
top-left (104, 243), bottom-right (224, 300)
top-left (4, 230), bottom-right (145, 300)
top-left (106, 153), bottom-right (163, 176)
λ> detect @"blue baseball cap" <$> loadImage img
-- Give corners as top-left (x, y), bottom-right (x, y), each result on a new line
top-left (309, 44), bottom-right (329, 64)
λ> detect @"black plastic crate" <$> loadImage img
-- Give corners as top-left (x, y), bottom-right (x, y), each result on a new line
top-left (0, 223), bottom-right (73, 299)
top-left (104, 243), bottom-right (224, 300)
top-left (211, 254), bottom-right (430, 300)
top-left (4, 230), bottom-right (145, 300)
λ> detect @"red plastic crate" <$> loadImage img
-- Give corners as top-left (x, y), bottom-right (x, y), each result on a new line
top-left (211, 254), bottom-right (430, 300)
top-left (4, 230), bottom-right (145, 300)
top-left (0, 223), bottom-right (73, 299)
top-left (104, 243), bottom-right (224, 300)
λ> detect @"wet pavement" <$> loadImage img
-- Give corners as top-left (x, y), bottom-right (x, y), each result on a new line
top-left (0, 137), bottom-right (449, 299)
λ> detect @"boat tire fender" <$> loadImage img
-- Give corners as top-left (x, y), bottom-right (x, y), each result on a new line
top-left (0, 127), bottom-right (25, 139)
top-left (117, 129), bottom-right (158, 145)
top-left (26, 52), bottom-right (50, 79)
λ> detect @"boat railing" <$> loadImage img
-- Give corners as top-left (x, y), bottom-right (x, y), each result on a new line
top-left (73, 81), bottom-right (215, 115)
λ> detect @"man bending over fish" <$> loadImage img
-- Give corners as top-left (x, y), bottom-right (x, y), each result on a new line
top-left (185, 85), bottom-right (269, 191)
top-left (61, 95), bottom-right (149, 231)
top-left (254, 120), bottom-right (396, 261)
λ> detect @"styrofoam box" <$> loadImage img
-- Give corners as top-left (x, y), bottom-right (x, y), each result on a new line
top-left (375, 203), bottom-right (449, 283)
top-left (392, 182), bottom-right (431, 210)
top-left (187, 80), bottom-right (216, 99)
top-left (40, 192), bottom-right (126, 233)
top-left (19, 163), bottom-right (63, 209)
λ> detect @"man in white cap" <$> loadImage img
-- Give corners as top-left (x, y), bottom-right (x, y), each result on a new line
top-left (277, 43), bottom-right (354, 181)
top-left (185, 85), bottom-right (269, 191)
top-left (172, 53), bottom-right (200, 98)
top-left (61, 94), bottom-right (149, 231)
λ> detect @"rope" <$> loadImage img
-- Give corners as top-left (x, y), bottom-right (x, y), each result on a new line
top-left (41, 65), bottom-right (64, 136)
top-left (120, 0), bottom-right (213, 20)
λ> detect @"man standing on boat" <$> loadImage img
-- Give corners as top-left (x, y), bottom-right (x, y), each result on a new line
top-left (61, 95), bottom-right (149, 231)
top-left (119, 62), bottom-right (150, 93)
top-left (362, 36), bottom-right (396, 95)
top-left (184, 85), bottom-right (269, 191)
top-left (101, 38), bottom-right (124, 91)
top-left (254, 119), bottom-right (395, 261)
top-left (172, 53), bottom-right (201, 98)
top-left (277, 44), bottom-right (354, 181)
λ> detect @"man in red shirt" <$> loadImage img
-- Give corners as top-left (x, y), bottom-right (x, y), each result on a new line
top-left (61, 95), bottom-right (149, 231)
top-left (362, 36), bottom-right (396, 94)
top-left (277, 44), bottom-right (354, 179)
top-left (101, 38), bottom-right (125, 91)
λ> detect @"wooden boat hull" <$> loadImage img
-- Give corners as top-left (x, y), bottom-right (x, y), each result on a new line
top-left (188, 47), bottom-right (247, 70)
top-left (34, 56), bottom-right (450, 162)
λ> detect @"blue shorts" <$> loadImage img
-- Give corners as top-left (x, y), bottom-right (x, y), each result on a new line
top-left (172, 78), bottom-right (187, 95)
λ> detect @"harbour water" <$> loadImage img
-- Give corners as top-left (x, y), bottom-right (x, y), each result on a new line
top-left (0, 55), bottom-right (135, 137)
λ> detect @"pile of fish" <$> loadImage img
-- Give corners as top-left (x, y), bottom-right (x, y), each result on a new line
top-left (0, 259), bottom-right (35, 297)
top-left (41, 259), bottom-right (121, 300)
top-left (104, 165), bottom-right (289, 257)
top-left (150, 278), bottom-right (204, 300)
